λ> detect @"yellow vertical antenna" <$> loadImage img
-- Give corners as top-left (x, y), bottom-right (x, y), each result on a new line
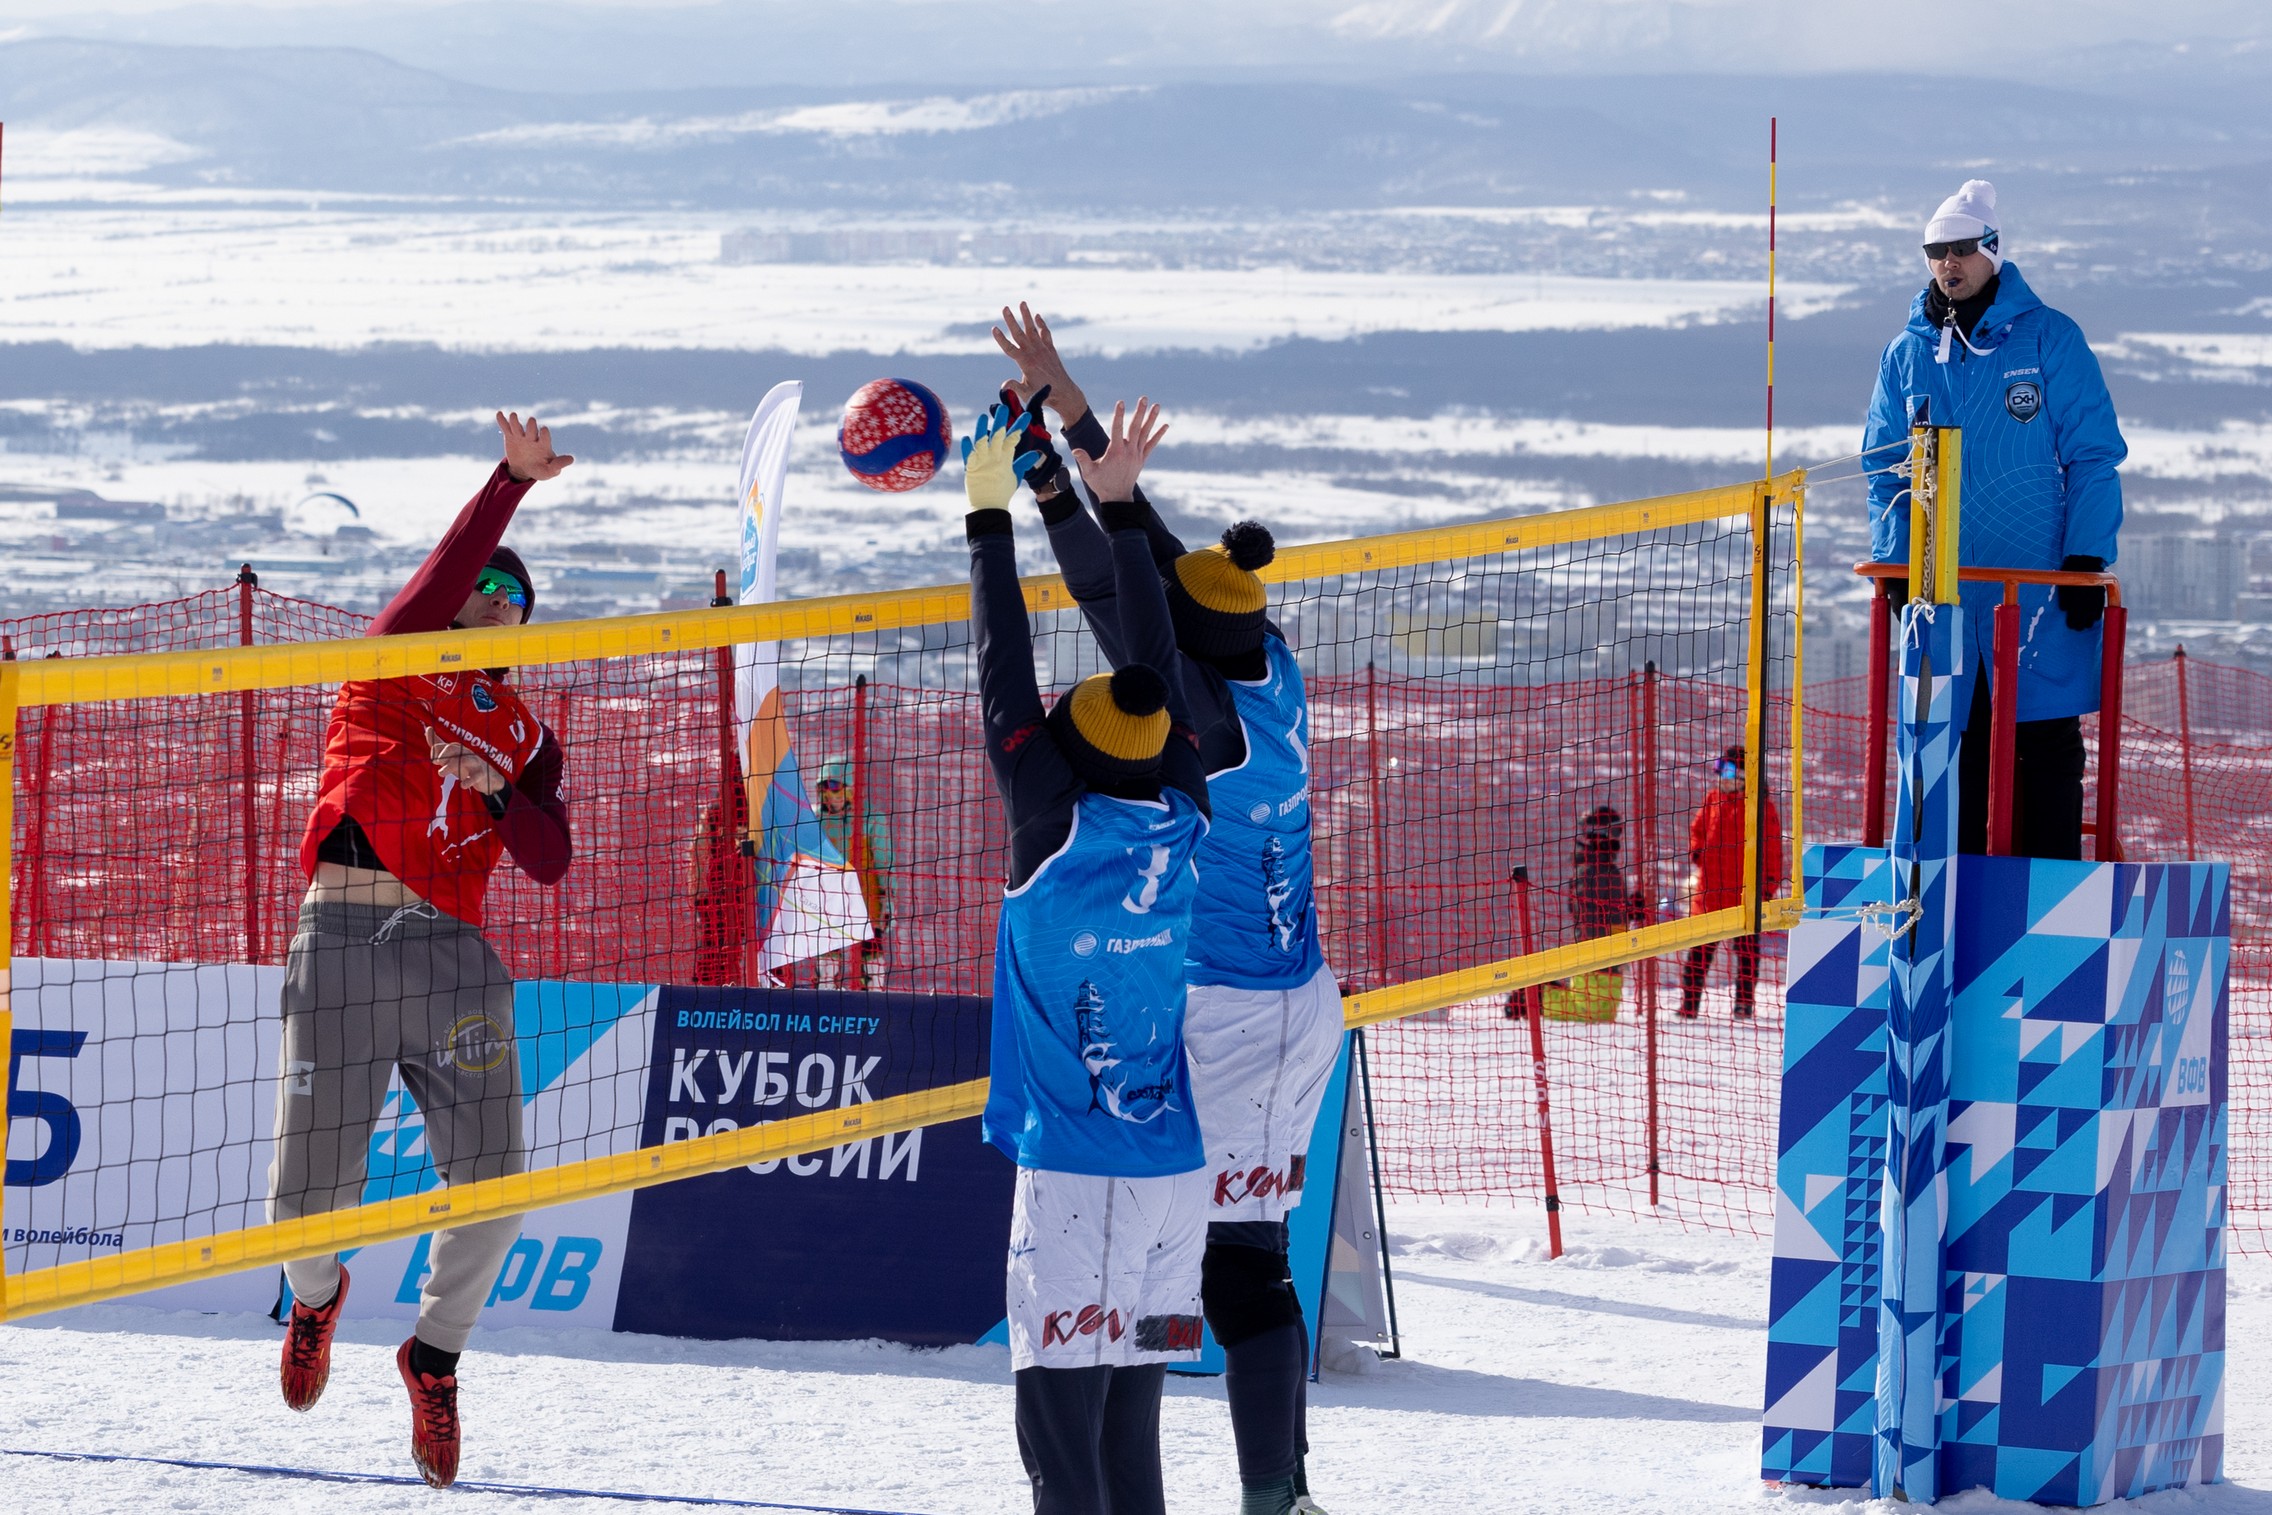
top-left (1766, 116), bottom-right (1777, 482)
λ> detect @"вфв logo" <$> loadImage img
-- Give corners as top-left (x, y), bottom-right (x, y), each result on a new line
top-left (2005, 381), bottom-right (2042, 423)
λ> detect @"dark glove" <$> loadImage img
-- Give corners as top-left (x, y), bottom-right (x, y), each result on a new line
top-left (999, 383), bottom-right (1065, 498)
top-left (2057, 554), bottom-right (2106, 630)
top-left (1880, 575), bottom-right (1908, 605)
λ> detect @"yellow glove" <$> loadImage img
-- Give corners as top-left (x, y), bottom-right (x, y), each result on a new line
top-left (961, 403), bottom-right (1035, 512)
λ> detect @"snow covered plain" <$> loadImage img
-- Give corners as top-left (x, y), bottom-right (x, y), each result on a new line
top-left (0, 207), bottom-right (1852, 357)
top-left (2, 1202), bottom-right (2264, 1514)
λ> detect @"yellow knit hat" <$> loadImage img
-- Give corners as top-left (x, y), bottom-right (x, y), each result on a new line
top-left (1049, 666), bottom-right (1171, 775)
top-left (1167, 521), bottom-right (1274, 658)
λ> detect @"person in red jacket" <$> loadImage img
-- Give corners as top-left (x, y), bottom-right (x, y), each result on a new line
top-left (268, 412), bottom-right (574, 1488)
top-left (1680, 744), bottom-right (1785, 1020)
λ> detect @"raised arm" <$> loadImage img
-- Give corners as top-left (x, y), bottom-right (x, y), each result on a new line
top-left (965, 415), bottom-right (1084, 855)
top-left (369, 412), bottom-right (573, 637)
top-left (1076, 401), bottom-right (1211, 818)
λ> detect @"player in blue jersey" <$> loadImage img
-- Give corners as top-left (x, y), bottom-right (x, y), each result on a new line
top-left (997, 305), bottom-right (1343, 1515)
top-left (965, 393), bottom-right (1213, 1515)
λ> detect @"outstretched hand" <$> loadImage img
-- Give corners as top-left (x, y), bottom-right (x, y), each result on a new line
top-left (992, 303), bottom-right (1088, 424)
top-left (1071, 399), bottom-right (1167, 504)
top-left (961, 404), bottom-right (1040, 512)
top-left (498, 411), bottom-right (574, 483)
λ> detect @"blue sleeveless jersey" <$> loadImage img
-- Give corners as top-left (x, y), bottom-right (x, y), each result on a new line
top-left (983, 788), bottom-right (1209, 1177)
top-left (1188, 637), bottom-right (1325, 990)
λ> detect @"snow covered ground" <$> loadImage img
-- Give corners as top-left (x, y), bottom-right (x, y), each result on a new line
top-left (2, 1202), bottom-right (2265, 1514)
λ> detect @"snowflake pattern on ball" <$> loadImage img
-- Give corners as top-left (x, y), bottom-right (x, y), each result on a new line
top-left (838, 378), bottom-right (952, 493)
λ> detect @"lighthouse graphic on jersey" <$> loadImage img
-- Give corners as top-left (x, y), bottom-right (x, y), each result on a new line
top-left (1073, 979), bottom-right (1117, 1113)
top-left (1261, 835), bottom-right (1299, 953)
top-left (1071, 978), bottom-right (1173, 1124)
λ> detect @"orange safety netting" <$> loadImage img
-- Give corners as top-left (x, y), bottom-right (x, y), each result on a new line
top-left (5, 585), bottom-right (2265, 1254)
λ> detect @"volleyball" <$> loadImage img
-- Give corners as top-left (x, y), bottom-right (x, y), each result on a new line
top-left (838, 377), bottom-right (953, 493)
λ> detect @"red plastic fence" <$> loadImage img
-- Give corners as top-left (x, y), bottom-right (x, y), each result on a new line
top-left (4, 587), bottom-right (2267, 1254)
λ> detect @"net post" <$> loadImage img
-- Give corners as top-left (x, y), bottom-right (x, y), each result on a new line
top-left (1511, 865), bottom-right (1563, 1258)
top-left (1634, 664), bottom-right (1662, 1208)
top-left (1787, 478), bottom-right (1805, 895)
top-left (1, 657), bottom-right (17, 1320)
top-left (236, 564), bottom-right (261, 962)
top-left (1743, 480), bottom-right (1771, 934)
top-left (2175, 644), bottom-right (2197, 857)
top-left (1363, 660), bottom-right (1392, 990)
top-left (849, 672), bottom-right (871, 990)
top-left (1865, 582), bottom-right (1891, 847)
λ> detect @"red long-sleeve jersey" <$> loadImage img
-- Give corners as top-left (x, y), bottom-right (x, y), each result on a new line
top-left (297, 463), bottom-right (571, 924)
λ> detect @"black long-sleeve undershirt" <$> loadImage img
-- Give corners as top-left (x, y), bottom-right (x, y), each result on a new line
top-left (1043, 410), bottom-right (1280, 777)
top-left (970, 507), bottom-right (1208, 890)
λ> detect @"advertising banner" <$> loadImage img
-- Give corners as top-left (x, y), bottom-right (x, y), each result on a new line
top-left (8, 967), bottom-right (1356, 1369)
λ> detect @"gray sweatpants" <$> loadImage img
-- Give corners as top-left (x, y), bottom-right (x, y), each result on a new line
top-left (267, 897), bottom-right (527, 1354)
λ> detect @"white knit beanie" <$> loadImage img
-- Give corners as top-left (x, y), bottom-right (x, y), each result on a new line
top-left (1923, 179), bottom-right (2004, 271)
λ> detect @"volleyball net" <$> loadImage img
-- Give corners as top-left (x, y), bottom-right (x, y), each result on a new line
top-left (1, 477), bottom-right (1808, 1317)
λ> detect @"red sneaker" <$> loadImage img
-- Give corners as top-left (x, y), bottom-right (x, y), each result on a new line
top-left (395, 1338), bottom-right (461, 1488)
top-left (279, 1266), bottom-right (350, 1411)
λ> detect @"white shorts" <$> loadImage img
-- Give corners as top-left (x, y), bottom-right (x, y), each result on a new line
top-left (1006, 1166), bottom-right (1206, 1372)
top-left (1183, 963), bottom-right (1346, 1224)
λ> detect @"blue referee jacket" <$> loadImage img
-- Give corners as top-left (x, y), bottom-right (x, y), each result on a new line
top-left (1864, 261), bottom-right (2127, 722)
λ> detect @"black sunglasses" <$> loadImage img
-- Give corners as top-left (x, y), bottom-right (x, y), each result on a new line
top-left (1923, 238), bottom-right (1982, 261)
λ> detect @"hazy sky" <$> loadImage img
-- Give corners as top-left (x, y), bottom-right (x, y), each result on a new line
top-left (7, 0), bottom-right (2268, 89)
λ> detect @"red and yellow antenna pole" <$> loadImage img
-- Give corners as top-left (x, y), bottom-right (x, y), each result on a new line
top-left (1766, 116), bottom-right (1777, 481)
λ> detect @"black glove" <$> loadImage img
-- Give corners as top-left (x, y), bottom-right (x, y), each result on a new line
top-left (2057, 554), bottom-right (2106, 630)
top-left (1000, 383), bottom-right (1065, 498)
top-left (1879, 575), bottom-right (1908, 604)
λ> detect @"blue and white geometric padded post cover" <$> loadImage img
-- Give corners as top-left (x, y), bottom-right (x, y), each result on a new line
top-left (1879, 601), bottom-right (1965, 1500)
top-left (1764, 848), bottom-right (2229, 1504)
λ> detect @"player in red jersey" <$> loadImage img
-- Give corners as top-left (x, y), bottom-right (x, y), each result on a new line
top-left (269, 412), bottom-right (574, 1488)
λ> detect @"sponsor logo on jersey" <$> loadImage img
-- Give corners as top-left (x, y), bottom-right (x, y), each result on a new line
top-left (1106, 927), bottom-right (1175, 955)
top-left (1248, 801), bottom-right (1272, 823)
top-left (1070, 929), bottom-right (1100, 959)
top-left (1213, 1155), bottom-right (1307, 1207)
top-left (439, 1013), bottom-right (512, 1074)
top-left (285, 1058), bottom-right (316, 1097)
top-left (471, 684), bottom-right (498, 712)
top-left (1134, 1312), bottom-right (1204, 1352)
top-left (2005, 380), bottom-right (2042, 424)
top-left (1043, 1304), bottom-right (1126, 1347)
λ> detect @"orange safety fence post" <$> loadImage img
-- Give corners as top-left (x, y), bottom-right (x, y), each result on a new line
top-left (1987, 595), bottom-right (2021, 857)
top-left (2, 656), bottom-right (17, 1318)
top-left (2097, 599), bottom-right (2128, 862)
top-left (1637, 662), bottom-right (1663, 1208)
top-left (1511, 864), bottom-right (1564, 1258)
top-left (237, 565), bottom-right (262, 963)
top-left (2175, 645), bottom-right (2199, 858)
top-left (712, 569), bottom-right (742, 986)
top-left (1364, 660), bottom-right (1394, 991)
top-left (849, 672), bottom-right (871, 991)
